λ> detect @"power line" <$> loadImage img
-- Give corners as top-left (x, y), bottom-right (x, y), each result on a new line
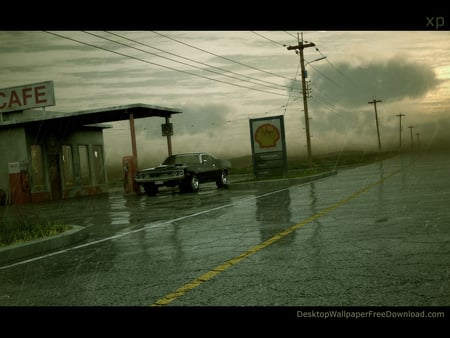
top-left (285, 40), bottom-right (348, 107)
top-left (250, 31), bottom-right (288, 47)
top-left (310, 91), bottom-right (338, 112)
top-left (284, 31), bottom-right (297, 39)
top-left (285, 36), bottom-right (368, 117)
top-left (283, 62), bottom-right (302, 115)
top-left (151, 31), bottom-right (293, 81)
top-left (43, 31), bottom-right (289, 98)
top-left (104, 31), bottom-right (289, 92)
top-left (315, 44), bottom-right (367, 91)
top-left (305, 46), bottom-right (372, 109)
top-left (306, 62), bottom-right (341, 88)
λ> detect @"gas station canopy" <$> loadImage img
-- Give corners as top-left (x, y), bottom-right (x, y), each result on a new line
top-left (0, 99), bottom-right (183, 204)
top-left (69, 103), bottom-right (182, 125)
top-left (0, 103), bottom-right (182, 129)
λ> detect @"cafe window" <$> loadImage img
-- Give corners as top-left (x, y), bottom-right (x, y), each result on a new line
top-left (61, 145), bottom-right (75, 186)
top-left (30, 145), bottom-right (45, 188)
top-left (78, 145), bottom-right (90, 185)
top-left (92, 145), bottom-right (105, 184)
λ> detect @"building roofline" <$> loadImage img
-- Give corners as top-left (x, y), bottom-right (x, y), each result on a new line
top-left (0, 103), bottom-right (182, 130)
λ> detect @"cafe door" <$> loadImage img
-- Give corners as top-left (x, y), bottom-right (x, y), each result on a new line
top-left (48, 154), bottom-right (62, 200)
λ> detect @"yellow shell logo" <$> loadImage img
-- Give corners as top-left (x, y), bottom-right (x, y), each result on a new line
top-left (255, 123), bottom-right (280, 148)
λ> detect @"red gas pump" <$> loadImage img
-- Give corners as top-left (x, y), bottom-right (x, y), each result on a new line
top-left (122, 156), bottom-right (140, 194)
top-left (8, 162), bottom-right (31, 204)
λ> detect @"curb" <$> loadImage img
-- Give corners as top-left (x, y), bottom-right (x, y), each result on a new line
top-left (0, 225), bottom-right (88, 265)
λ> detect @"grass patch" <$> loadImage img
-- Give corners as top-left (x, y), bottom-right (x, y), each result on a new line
top-left (229, 150), bottom-right (399, 175)
top-left (231, 151), bottom-right (399, 181)
top-left (0, 217), bottom-right (72, 247)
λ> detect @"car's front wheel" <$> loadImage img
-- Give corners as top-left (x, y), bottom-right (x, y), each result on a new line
top-left (182, 174), bottom-right (200, 193)
top-left (216, 170), bottom-right (229, 188)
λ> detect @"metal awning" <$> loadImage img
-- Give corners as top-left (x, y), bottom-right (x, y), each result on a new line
top-left (0, 103), bottom-right (182, 129)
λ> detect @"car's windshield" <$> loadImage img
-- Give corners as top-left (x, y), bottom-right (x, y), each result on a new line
top-left (162, 154), bottom-right (201, 165)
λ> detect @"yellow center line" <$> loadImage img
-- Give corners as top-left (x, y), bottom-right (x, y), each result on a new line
top-left (151, 166), bottom-right (403, 306)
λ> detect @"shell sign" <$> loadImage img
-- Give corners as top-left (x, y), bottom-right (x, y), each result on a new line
top-left (249, 115), bottom-right (288, 178)
top-left (255, 123), bottom-right (280, 148)
top-left (250, 115), bottom-right (285, 153)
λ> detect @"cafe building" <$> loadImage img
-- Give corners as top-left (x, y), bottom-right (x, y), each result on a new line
top-left (0, 81), bottom-right (181, 205)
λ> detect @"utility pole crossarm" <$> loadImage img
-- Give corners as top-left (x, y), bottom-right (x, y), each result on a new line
top-left (368, 99), bottom-right (382, 105)
top-left (287, 42), bottom-right (316, 50)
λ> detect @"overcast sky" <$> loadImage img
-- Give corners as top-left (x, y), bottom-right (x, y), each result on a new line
top-left (1, 30), bottom-right (449, 167)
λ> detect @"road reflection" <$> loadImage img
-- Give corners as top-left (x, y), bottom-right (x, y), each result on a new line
top-left (256, 187), bottom-right (296, 243)
top-left (307, 182), bottom-right (324, 264)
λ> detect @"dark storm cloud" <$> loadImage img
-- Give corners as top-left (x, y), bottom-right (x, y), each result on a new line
top-left (296, 57), bottom-right (441, 107)
top-left (311, 109), bottom-right (373, 134)
top-left (416, 117), bottom-right (450, 151)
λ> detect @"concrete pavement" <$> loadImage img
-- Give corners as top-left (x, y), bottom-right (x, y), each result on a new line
top-left (0, 170), bottom-right (336, 265)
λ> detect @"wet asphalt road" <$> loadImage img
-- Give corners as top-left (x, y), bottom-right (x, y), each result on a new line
top-left (1, 151), bottom-right (449, 308)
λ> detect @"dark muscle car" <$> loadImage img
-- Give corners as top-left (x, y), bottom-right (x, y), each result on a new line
top-left (134, 152), bottom-right (231, 196)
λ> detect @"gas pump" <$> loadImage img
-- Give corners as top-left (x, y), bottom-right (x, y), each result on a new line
top-left (122, 156), bottom-right (139, 194)
top-left (8, 161), bottom-right (31, 204)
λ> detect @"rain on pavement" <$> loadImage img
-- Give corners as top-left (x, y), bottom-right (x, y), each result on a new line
top-left (0, 151), bottom-right (449, 307)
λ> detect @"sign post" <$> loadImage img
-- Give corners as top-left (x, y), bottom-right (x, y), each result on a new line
top-left (161, 118), bottom-right (173, 156)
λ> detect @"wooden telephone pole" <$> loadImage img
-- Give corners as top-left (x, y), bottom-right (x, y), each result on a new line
top-left (287, 33), bottom-right (316, 167)
top-left (368, 99), bottom-right (382, 153)
top-left (396, 113), bottom-right (405, 149)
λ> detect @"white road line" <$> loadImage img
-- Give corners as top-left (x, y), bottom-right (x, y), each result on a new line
top-left (0, 179), bottom-right (328, 270)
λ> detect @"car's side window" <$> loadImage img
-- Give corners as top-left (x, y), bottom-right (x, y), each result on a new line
top-left (202, 155), bottom-right (213, 165)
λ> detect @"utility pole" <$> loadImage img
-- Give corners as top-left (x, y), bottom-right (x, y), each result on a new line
top-left (408, 125), bottom-right (414, 152)
top-left (165, 116), bottom-right (173, 156)
top-left (128, 111), bottom-right (140, 194)
top-left (416, 132), bottom-right (420, 152)
top-left (396, 113), bottom-right (405, 150)
top-left (368, 99), bottom-right (382, 153)
top-left (287, 33), bottom-right (316, 168)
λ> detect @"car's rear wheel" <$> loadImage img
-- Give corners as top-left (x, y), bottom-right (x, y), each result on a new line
top-left (216, 170), bottom-right (229, 188)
